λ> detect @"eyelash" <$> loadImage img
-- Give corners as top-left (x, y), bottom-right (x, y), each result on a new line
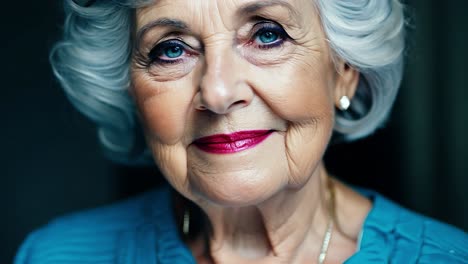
top-left (248, 21), bottom-right (290, 50)
top-left (146, 21), bottom-right (291, 66)
top-left (147, 39), bottom-right (195, 65)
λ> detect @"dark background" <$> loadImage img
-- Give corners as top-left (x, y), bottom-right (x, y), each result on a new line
top-left (2, 0), bottom-right (467, 263)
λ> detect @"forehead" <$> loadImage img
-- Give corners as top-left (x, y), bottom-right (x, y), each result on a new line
top-left (135, 0), bottom-right (312, 30)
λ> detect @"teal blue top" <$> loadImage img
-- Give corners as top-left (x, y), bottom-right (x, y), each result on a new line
top-left (15, 185), bottom-right (467, 263)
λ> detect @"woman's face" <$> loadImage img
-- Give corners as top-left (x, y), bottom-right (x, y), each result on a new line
top-left (131, 0), bottom-right (350, 206)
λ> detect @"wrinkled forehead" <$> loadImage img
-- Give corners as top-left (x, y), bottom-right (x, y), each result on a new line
top-left (135, 0), bottom-right (313, 32)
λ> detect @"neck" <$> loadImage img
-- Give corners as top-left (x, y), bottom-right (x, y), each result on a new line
top-left (192, 163), bottom-right (332, 263)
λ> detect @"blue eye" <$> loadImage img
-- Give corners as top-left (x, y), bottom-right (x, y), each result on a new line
top-left (251, 22), bottom-right (290, 49)
top-left (258, 31), bottom-right (279, 44)
top-left (148, 40), bottom-right (189, 64)
top-left (164, 45), bottom-right (183, 58)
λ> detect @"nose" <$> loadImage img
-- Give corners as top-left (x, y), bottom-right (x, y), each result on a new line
top-left (194, 48), bottom-right (253, 114)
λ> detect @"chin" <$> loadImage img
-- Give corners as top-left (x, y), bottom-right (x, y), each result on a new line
top-left (189, 168), bottom-right (288, 207)
top-left (186, 133), bottom-right (290, 207)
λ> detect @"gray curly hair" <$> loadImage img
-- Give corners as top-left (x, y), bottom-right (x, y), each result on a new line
top-left (50, 0), bottom-right (406, 164)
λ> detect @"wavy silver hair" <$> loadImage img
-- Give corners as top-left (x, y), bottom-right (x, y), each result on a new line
top-left (50, 0), bottom-right (406, 164)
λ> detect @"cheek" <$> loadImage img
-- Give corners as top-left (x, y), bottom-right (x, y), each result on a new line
top-left (248, 58), bottom-right (336, 185)
top-left (252, 59), bottom-right (335, 123)
top-left (132, 74), bottom-right (195, 145)
top-left (131, 71), bottom-right (198, 198)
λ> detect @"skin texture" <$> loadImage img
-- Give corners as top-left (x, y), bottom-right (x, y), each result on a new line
top-left (131, 0), bottom-right (370, 263)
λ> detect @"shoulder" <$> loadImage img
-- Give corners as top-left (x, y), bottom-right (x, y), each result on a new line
top-left (14, 185), bottom-right (174, 264)
top-left (347, 189), bottom-right (468, 264)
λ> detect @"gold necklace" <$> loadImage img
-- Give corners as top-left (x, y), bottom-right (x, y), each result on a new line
top-left (318, 176), bottom-right (336, 264)
top-left (318, 218), bottom-right (333, 264)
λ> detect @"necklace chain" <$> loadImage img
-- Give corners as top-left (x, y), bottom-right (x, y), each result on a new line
top-left (318, 176), bottom-right (336, 264)
top-left (318, 218), bottom-right (333, 264)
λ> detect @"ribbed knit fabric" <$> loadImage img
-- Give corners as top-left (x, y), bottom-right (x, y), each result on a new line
top-left (15, 185), bottom-right (467, 263)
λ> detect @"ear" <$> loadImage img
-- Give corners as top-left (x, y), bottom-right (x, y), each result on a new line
top-left (333, 61), bottom-right (360, 109)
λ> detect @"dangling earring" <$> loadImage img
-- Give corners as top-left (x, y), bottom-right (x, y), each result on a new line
top-left (183, 209), bottom-right (190, 235)
top-left (338, 96), bottom-right (350, 111)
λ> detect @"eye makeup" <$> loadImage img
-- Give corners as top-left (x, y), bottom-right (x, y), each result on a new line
top-left (148, 39), bottom-right (198, 65)
top-left (132, 8), bottom-right (302, 79)
top-left (144, 20), bottom-right (294, 67)
top-left (247, 21), bottom-right (293, 50)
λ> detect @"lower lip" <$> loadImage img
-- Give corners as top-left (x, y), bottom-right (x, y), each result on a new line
top-left (193, 130), bottom-right (274, 154)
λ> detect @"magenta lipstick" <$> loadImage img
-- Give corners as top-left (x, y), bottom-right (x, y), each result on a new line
top-left (193, 130), bottom-right (274, 154)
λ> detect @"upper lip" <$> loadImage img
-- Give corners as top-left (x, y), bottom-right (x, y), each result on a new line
top-left (193, 130), bottom-right (274, 144)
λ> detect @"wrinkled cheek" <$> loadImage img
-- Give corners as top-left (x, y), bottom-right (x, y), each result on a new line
top-left (281, 83), bottom-right (334, 182)
top-left (253, 64), bottom-right (335, 124)
top-left (138, 93), bottom-right (194, 196)
top-left (151, 143), bottom-right (190, 195)
top-left (282, 118), bottom-right (333, 187)
top-left (141, 99), bottom-right (183, 143)
top-left (131, 81), bottom-right (195, 196)
top-left (135, 87), bottom-right (192, 145)
top-left (253, 69), bottom-right (335, 185)
top-left (279, 91), bottom-right (333, 123)
top-left (286, 118), bottom-right (332, 173)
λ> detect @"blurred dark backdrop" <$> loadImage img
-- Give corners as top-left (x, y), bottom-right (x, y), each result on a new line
top-left (1, 0), bottom-right (467, 263)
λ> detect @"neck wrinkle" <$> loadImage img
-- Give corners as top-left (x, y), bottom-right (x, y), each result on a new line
top-left (199, 163), bottom-right (331, 263)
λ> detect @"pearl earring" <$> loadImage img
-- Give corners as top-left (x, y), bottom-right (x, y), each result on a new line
top-left (338, 96), bottom-right (350, 111)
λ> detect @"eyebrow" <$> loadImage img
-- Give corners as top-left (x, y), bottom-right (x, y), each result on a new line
top-left (135, 0), bottom-right (299, 44)
top-left (135, 18), bottom-right (189, 45)
top-left (236, 0), bottom-right (299, 18)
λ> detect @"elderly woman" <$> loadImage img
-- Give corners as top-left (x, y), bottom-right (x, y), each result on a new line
top-left (15, 0), bottom-right (467, 263)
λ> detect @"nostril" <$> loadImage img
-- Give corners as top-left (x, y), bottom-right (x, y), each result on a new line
top-left (227, 100), bottom-right (247, 111)
top-left (232, 100), bottom-right (245, 106)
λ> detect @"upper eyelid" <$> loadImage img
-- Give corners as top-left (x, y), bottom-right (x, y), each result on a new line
top-left (253, 22), bottom-right (284, 33)
top-left (148, 40), bottom-right (189, 60)
top-left (149, 36), bottom-right (186, 52)
top-left (148, 38), bottom-right (197, 57)
top-left (251, 21), bottom-right (294, 42)
top-left (145, 19), bottom-right (286, 48)
top-left (137, 29), bottom-right (199, 58)
top-left (146, 21), bottom-right (290, 61)
top-left (147, 40), bottom-right (202, 65)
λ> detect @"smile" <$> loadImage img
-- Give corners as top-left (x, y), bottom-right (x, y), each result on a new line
top-left (193, 130), bottom-right (274, 154)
